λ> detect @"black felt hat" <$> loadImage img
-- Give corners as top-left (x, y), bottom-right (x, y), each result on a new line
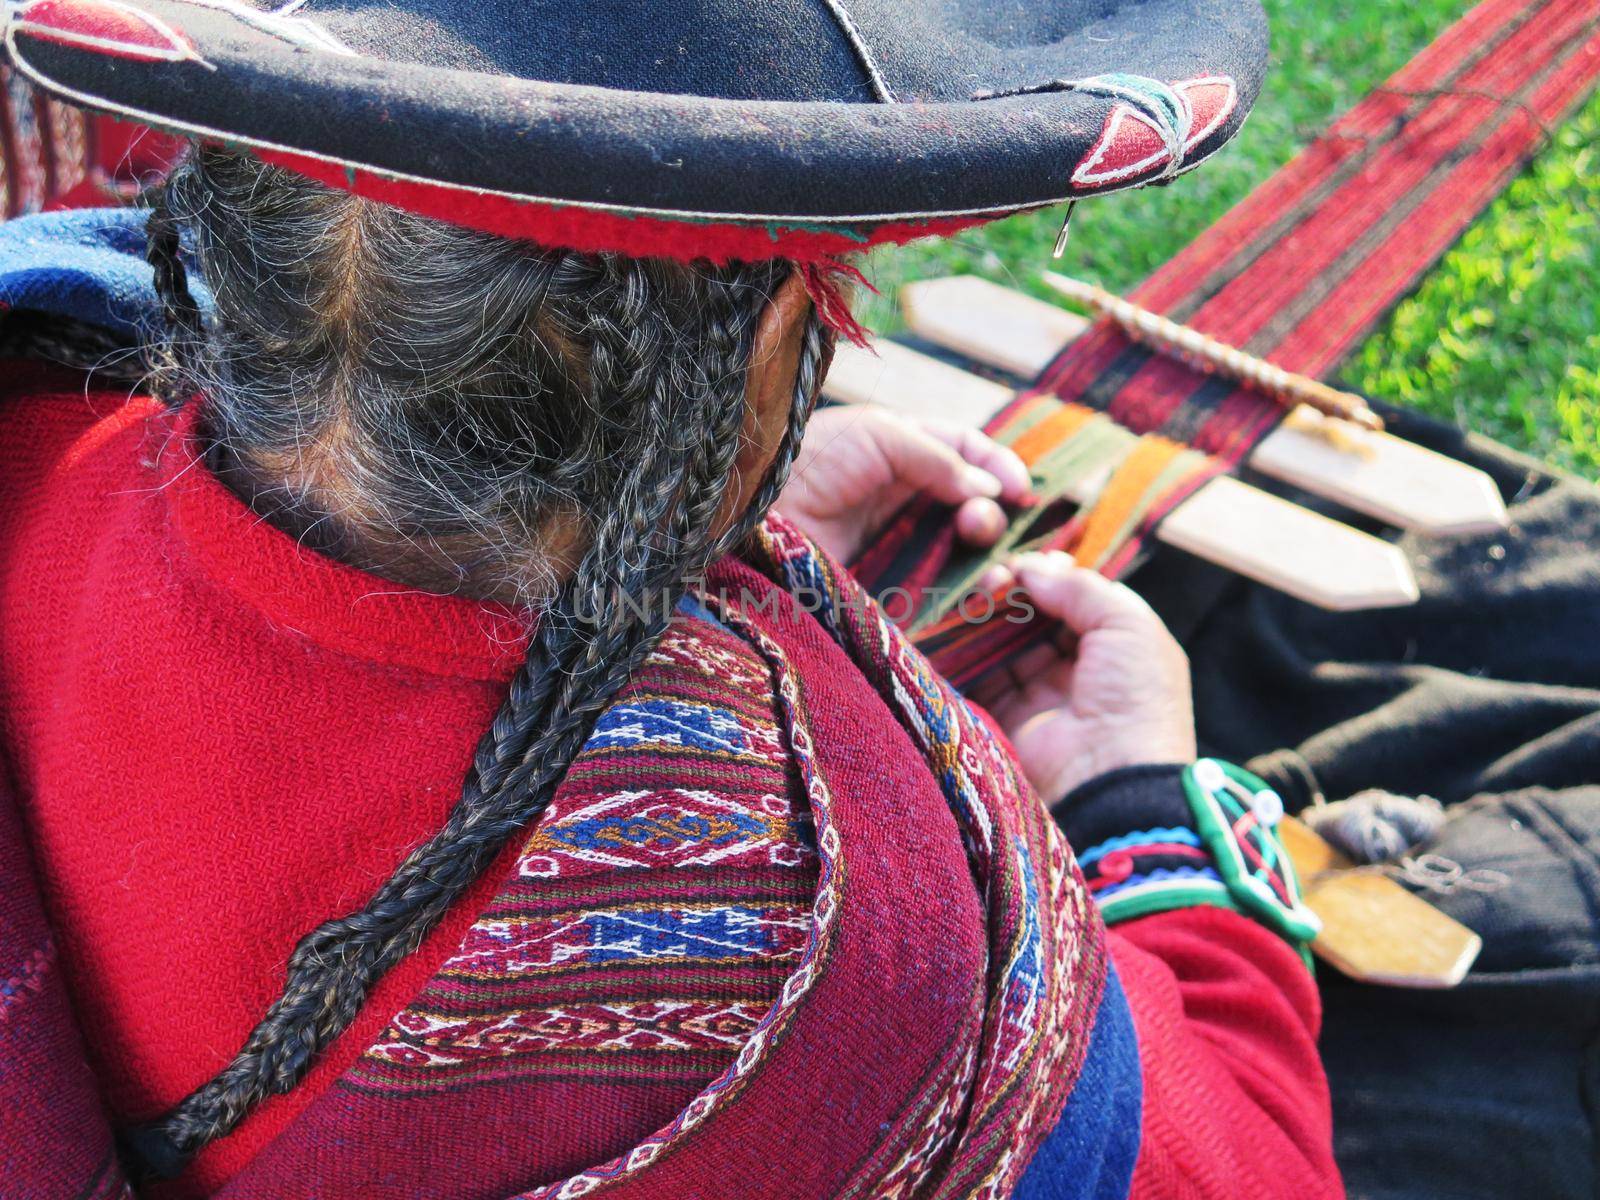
top-left (5, 0), bottom-right (1268, 261)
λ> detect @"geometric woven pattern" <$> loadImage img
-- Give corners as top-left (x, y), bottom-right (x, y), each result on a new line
top-left (350, 609), bottom-right (817, 1093)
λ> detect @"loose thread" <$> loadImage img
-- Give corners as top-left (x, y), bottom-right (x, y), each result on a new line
top-left (800, 260), bottom-right (876, 349)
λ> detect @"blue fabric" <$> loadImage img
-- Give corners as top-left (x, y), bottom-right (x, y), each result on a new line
top-left (0, 207), bottom-right (204, 338)
top-left (588, 700), bottom-right (751, 755)
top-left (1014, 962), bottom-right (1142, 1200)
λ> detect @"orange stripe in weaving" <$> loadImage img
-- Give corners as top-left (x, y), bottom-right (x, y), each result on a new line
top-left (1008, 402), bottom-right (1097, 467)
top-left (1072, 435), bottom-right (1190, 570)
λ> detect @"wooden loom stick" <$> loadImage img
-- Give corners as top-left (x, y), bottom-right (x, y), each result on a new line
top-left (900, 274), bottom-right (1093, 376)
top-left (1041, 273), bottom-right (1387, 431)
top-left (823, 339), bottom-right (1421, 612)
top-left (901, 276), bottom-right (1509, 537)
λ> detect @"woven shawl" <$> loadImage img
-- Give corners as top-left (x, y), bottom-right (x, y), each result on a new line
top-left (0, 485), bottom-right (1116, 1197)
top-left (0, 65), bottom-right (182, 215)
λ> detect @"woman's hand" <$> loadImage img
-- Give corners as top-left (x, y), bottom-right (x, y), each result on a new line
top-left (774, 406), bottom-right (1032, 564)
top-left (972, 550), bottom-right (1196, 804)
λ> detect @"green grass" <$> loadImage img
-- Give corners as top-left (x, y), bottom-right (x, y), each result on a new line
top-left (860, 0), bottom-right (1600, 476)
top-left (1345, 92), bottom-right (1600, 476)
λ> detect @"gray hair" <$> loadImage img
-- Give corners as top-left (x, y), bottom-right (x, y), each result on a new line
top-left (125, 144), bottom-right (829, 1180)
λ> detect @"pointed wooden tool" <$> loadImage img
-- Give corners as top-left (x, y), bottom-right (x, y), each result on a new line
top-left (1279, 817), bottom-right (1481, 988)
top-left (900, 275), bottom-right (1508, 537)
top-left (823, 339), bottom-right (1421, 612)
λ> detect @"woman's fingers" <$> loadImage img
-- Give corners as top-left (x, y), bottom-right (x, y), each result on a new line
top-left (908, 418), bottom-right (1033, 545)
top-left (870, 413), bottom-right (1005, 506)
top-left (1012, 550), bottom-right (1161, 635)
top-left (973, 562), bottom-right (1014, 594)
top-left (923, 420), bottom-right (1033, 504)
top-left (1004, 638), bottom-right (1071, 691)
top-left (954, 497), bottom-right (1008, 546)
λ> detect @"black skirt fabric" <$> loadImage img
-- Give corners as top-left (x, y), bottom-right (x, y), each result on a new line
top-left (1136, 403), bottom-right (1600, 1200)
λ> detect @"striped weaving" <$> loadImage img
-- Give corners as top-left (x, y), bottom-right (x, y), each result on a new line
top-left (0, 65), bottom-right (93, 216)
top-left (1032, 0), bottom-right (1600, 459)
top-left (859, 0), bottom-right (1600, 688)
top-left (349, 613), bottom-right (819, 1097)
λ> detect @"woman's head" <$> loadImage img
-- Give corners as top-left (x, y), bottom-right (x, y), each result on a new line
top-left (130, 144), bottom-right (832, 1175)
top-left (153, 144), bottom-right (821, 607)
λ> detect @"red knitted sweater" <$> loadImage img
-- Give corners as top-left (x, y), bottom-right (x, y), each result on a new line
top-left (0, 370), bottom-right (1338, 1198)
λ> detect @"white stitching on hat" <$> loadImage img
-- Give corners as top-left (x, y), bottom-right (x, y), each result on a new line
top-left (1066, 75), bottom-right (1190, 181)
top-left (4, 34), bottom-right (1237, 224)
top-left (815, 0), bottom-right (896, 103)
top-left (182, 0), bottom-right (353, 55)
top-left (8, 0), bottom-right (211, 67)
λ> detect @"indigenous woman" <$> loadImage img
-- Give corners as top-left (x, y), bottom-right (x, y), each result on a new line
top-left (0, 1), bottom-right (1338, 1196)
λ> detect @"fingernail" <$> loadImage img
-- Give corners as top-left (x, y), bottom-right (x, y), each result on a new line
top-left (967, 500), bottom-right (1006, 542)
top-left (963, 467), bottom-right (1003, 498)
top-left (976, 564), bottom-right (1014, 592)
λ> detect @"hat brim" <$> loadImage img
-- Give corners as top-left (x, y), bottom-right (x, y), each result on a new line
top-left (6, 0), bottom-right (1267, 258)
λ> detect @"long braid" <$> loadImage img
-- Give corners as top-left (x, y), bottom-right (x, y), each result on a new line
top-left (143, 189), bottom-right (204, 362)
top-left (450, 263), bottom-right (778, 817)
top-left (126, 174), bottom-right (821, 1177)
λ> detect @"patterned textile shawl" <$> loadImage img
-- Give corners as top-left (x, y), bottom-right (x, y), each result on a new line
top-left (0, 63), bottom-right (88, 215)
top-left (856, 0), bottom-right (1600, 688)
top-left (0, 65), bottom-right (178, 215)
top-left (348, 612), bottom-right (819, 1102)
top-left (741, 516), bottom-right (1106, 1200)
top-left (0, 516), bottom-right (1109, 1199)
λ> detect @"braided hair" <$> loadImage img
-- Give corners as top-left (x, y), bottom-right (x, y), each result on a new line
top-left (125, 146), bottom-right (829, 1179)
